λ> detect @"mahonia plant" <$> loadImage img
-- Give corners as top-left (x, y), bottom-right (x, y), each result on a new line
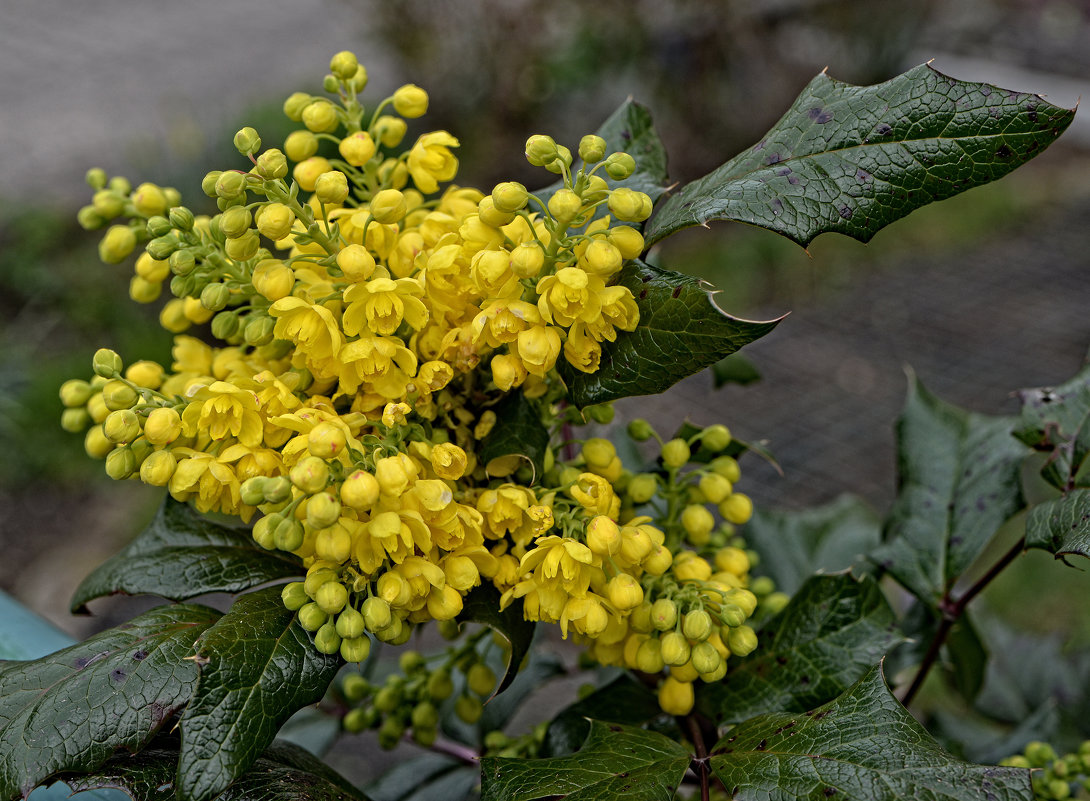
top-left (5, 48), bottom-right (1077, 801)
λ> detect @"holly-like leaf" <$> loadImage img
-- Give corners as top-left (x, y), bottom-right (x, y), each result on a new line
top-left (700, 574), bottom-right (901, 725)
top-left (746, 494), bottom-right (882, 596)
top-left (0, 604), bottom-right (219, 801)
top-left (945, 612), bottom-right (988, 705)
top-left (1015, 363), bottom-right (1090, 490)
top-left (559, 259), bottom-right (781, 407)
top-left (176, 587), bottom-right (341, 801)
top-left (869, 376), bottom-right (1028, 603)
top-left (458, 584), bottom-right (535, 698)
top-left (478, 392), bottom-right (550, 483)
top-left (710, 665), bottom-right (1031, 801)
top-left (64, 738), bottom-right (369, 801)
top-left (72, 497), bottom-right (302, 612)
top-left (542, 673), bottom-right (664, 757)
top-left (1026, 489), bottom-right (1090, 561)
top-left (481, 721), bottom-right (690, 801)
top-left (645, 63), bottom-right (1075, 247)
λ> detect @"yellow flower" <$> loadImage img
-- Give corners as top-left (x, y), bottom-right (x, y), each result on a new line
top-left (181, 380), bottom-right (264, 447)
top-left (407, 131), bottom-right (459, 194)
top-left (270, 297), bottom-right (344, 375)
top-left (520, 535), bottom-right (599, 598)
top-left (536, 268), bottom-right (605, 327)
top-left (342, 277), bottom-right (428, 336)
top-left (563, 322), bottom-right (602, 373)
top-left (513, 325), bottom-right (562, 378)
top-left (337, 336), bottom-right (418, 398)
top-left (430, 442), bottom-right (468, 480)
top-left (471, 300), bottom-right (541, 348)
top-left (168, 449), bottom-right (242, 516)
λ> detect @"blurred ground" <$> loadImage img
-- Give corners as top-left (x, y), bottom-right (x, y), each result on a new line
top-left (0, 1), bottom-right (1088, 783)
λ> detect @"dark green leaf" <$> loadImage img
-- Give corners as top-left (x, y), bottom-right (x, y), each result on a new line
top-left (700, 574), bottom-right (901, 725)
top-left (645, 63), bottom-right (1075, 247)
top-left (542, 673), bottom-right (663, 757)
top-left (64, 739), bottom-right (369, 801)
top-left (458, 584), bottom-right (535, 698)
top-left (869, 376), bottom-right (1028, 603)
top-left (481, 721), bottom-right (689, 801)
top-left (1015, 363), bottom-right (1090, 490)
top-left (1026, 489), bottom-right (1090, 561)
top-left (478, 393), bottom-right (550, 483)
top-left (559, 259), bottom-right (781, 407)
top-left (711, 353), bottom-right (761, 388)
top-left (945, 612), bottom-right (988, 704)
top-left (367, 754), bottom-right (477, 801)
top-left (710, 665), bottom-right (1031, 801)
top-left (177, 587), bottom-right (341, 801)
top-left (0, 604), bottom-right (219, 801)
top-left (481, 650), bottom-right (565, 733)
top-left (746, 494), bottom-right (882, 596)
top-left (72, 497), bottom-right (303, 612)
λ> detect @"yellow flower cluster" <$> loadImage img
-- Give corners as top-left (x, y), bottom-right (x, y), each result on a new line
top-left (63, 52), bottom-right (767, 715)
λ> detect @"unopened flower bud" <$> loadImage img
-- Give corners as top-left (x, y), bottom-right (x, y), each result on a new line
top-left (59, 379), bottom-right (94, 408)
top-left (548, 189), bottom-right (582, 225)
top-left (302, 100), bottom-right (339, 133)
top-left (661, 439), bottom-right (691, 469)
top-left (604, 152), bottom-right (636, 180)
top-left (525, 134), bottom-right (558, 167)
top-left (369, 189), bottom-right (406, 223)
top-left (105, 446), bottom-right (137, 480)
top-left (579, 134), bottom-right (608, 164)
top-left (144, 407), bottom-right (182, 445)
top-left (282, 92), bottom-right (312, 121)
top-left (392, 84), bottom-right (428, 118)
top-left (290, 455), bottom-right (330, 494)
top-left (98, 225), bottom-right (137, 264)
top-left (86, 167), bottom-right (108, 190)
top-left (315, 170), bottom-right (350, 205)
top-left (224, 229), bottom-right (260, 261)
top-left (233, 127), bottom-right (262, 156)
top-left (214, 171), bottom-right (247, 200)
top-left (491, 181), bottom-right (528, 213)
top-left (92, 349), bottom-right (124, 378)
top-left (608, 188), bottom-right (653, 222)
top-left (339, 131), bottom-right (377, 167)
top-left (168, 206), bottom-right (195, 231)
top-left (132, 183), bottom-right (168, 217)
top-left (285, 130), bottom-right (319, 162)
top-left (255, 148), bottom-right (288, 179)
top-left (103, 409), bottom-right (140, 443)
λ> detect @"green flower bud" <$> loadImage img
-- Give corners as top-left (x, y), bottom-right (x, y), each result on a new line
top-left (315, 171), bottom-right (350, 205)
top-left (342, 707), bottom-right (370, 733)
top-left (373, 684), bottom-right (402, 713)
top-left (131, 183), bottom-right (168, 217)
top-left (491, 181), bottom-right (528, 214)
top-left (660, 631), bottom-right (691, 666)
top-left (604, 152), bottom-right (636, 180)
top-left (243, 315), bottom-right (276, 346)
top-left (700, 424), bottom-right (732, 452)
top-left (454, 694), bottom-right (482, 724)
top-left (336, 607), bottom-right (365, 639)
top-left (285, 130), bottom-right (319, 162)
top-left (168, 206), bottom-right (194, 231)
top-left (525, 134), bottom-right (558, 167)
top-left (280, 581), bottom-right (308, 611)
top-left (651, 598), bottom-right (678, 631)
top-left (108, 176), bottom-right (131, 194)
top-left (233, 126), bottom-right (262, 156)
top-left (466, 663), bottom-right (496, 697)
top-left (682, 609), bottom-right (714, 642)
top-left (547, 188), bottom-right (582, 224)
top-left (98, 225), bottom-right (137, 264)
top-left (584, 403), bottom-right (614, 424)
top-left (264, 476), bottom-right (293, 504)
top-left (103, 409), bottom-right (140, 443)
top-left (342, 672), bottom-right (370, 702)
top-left (362, 596), bottom-right (392, 632)
top-left (627, 473), bottom-right (657, 504)
top-left (220, 207), bottom-right (252, 239)
top-left (61, 408), bottom-right (91, 433)
top-left (340, 636), bottom-right (371, 663)
top-left (377, 717), bottom-right (405, 750)
top-left (144, 215), bottom-right (171, 238)
top-left (85, 167), bottom-right (108, 189)
top-left (635, 637), bottom-right (665, 673)
top-left (210, 311), bottom-right (241, 341)
top-left (345, 64), bottom-right (368, 92)
top-left (199, 282), bottom-right (229, 312)
top-left (608, 188), bottom-right (653, 222)
top-left (579, 135), bottom-right (607, 164)
top-left (411, 701), bottom-right (439, 730)
top-left (283, 92), bottom-right (312, 121)
top-left (426, 670), bottom-right (454, 700)
top-left (214, 171), bottom-right (247, 200)
top-left (302, 100), bottom-right (339, 133)
top-left (145, 235), bottom-right (178, 261)
top-left (59, 379), bottom-right (94, 408)
top-left (627, 419), bottom-right (654, 441)
top-left (661, 438), bottom-right (691, 469)
top-left (101, 379), bottom-right (137, 410)
top-left (315, 581), bottom-right (349, 615)
top-left (691, 641), bottom-right (722, 675)
top-left (239, 476), bottom-right (267, 507)
top-left (298, 601), bottom-right (328, 632)
top-left (169, 248), bottom-right (196, 275)
top-left (322, 74), bottom-right (339, 93)
top-left (92, 190), bottom-right (126, 219)
top-left (727, 625), bottom-right (758, 657)
top-left (329, 50), bottom-right (359, 81)
top-left (274, 517), bottom-right (305, 552)
top-left (225, 229), bottom-right (260, 261)
top-left (314, 621), bottom-right (341, 654)
top-left (252, 147), bottom-right (287, 179)
top-left (719, 603), bottom-right (747, 629)
top-left (544, 144), bottom-right (573, 175)
top-left (77, 206), bottom-right (106, 230)
top-left (104, 446), bottom-right (137, 480)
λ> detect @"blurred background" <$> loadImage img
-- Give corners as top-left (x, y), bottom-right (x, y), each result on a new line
top-left (1, 0), bottom-right (1088, 677)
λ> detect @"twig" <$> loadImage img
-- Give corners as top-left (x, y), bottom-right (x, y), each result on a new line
top-left (422, 734), bottom-right (480, 765)
top-left (901, 536), bottom-right (1026, 707)
top-left (685, 715), bottom-right (711, 801)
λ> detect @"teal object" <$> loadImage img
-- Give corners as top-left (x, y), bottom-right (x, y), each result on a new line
top-left (0, 590), bottom-right (129, 801)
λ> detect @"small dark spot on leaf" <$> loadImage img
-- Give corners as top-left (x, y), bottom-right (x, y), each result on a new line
top-left (641, 274), bottom-right (652, 283)
top-left (808, 107), bottom-right (833, 124)
top-left (639, 289), bottom-right (648, 299)
top-left (996, 144), bottom-right (1013, 160)
top-left (855, 168), bottom-right (871, 184)
top-left (776, 166), bottom-right (792, 177)
top-left (981, 85), bottom-right (991, 97)
top-left (1027, 104), bottom-right (1038, 122)
top-left (838, 206), bottom-right (853, 220)
top-left (875, 123), bottom-right (892, 135)
top-left (617, 772), bottom-right (629, 779)
top-left (764, 152), bottom-right (782, 166)
top-left (711, 747), bottom-right (730, 756)
top-left (671, 286), bottom-right (682, 299)
top-left (754, 140), bottom-right (766, 151)
top-left (609, 724), bottom-right (623, 733)
top-left (132, 649), bottom-right (148, 661)
top-left (771, 198), bottom-right (784, 216)
top-left (788, 175), bottom-right (800, 185)
top-left (74, 657), bottom-right (89, 669)
top-left (111, 669), bottom-right (127, 682)
top-left (784, 720), bottom-right (796, 729)
top-left (824, 788), bottom-right (837, 796)
top-left (756, 739), bottom-right (767, 751)
top-left (776, 655), bottom-right (788, 665)
top-left (621, 130), bottom-right (632, 142)
top-left (727, 735), bottom-right (737, 743)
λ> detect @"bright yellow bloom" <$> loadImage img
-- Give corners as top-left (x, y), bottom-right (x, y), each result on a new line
top-left (270, 297), bottom-right (344, 377)
top-left (342, 277), bottom-right (428, 336)
top-left (337, 336), bottom-right (418, 398)
top-left (536, 268), bottom-right (604, 327)
top-left (407, 131), bottom-right (459, 194)
top-left (181, 381), bottom-right (264, 447)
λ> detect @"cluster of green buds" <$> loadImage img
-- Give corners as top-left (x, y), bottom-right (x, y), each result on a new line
top-left (338, 627), bottom-right (505, 749)
top-left (1003, 740), bottom-right (1090, 800)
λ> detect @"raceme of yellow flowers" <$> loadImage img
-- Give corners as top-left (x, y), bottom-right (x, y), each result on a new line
top-left (59, 51), bottom-right (777, 717)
